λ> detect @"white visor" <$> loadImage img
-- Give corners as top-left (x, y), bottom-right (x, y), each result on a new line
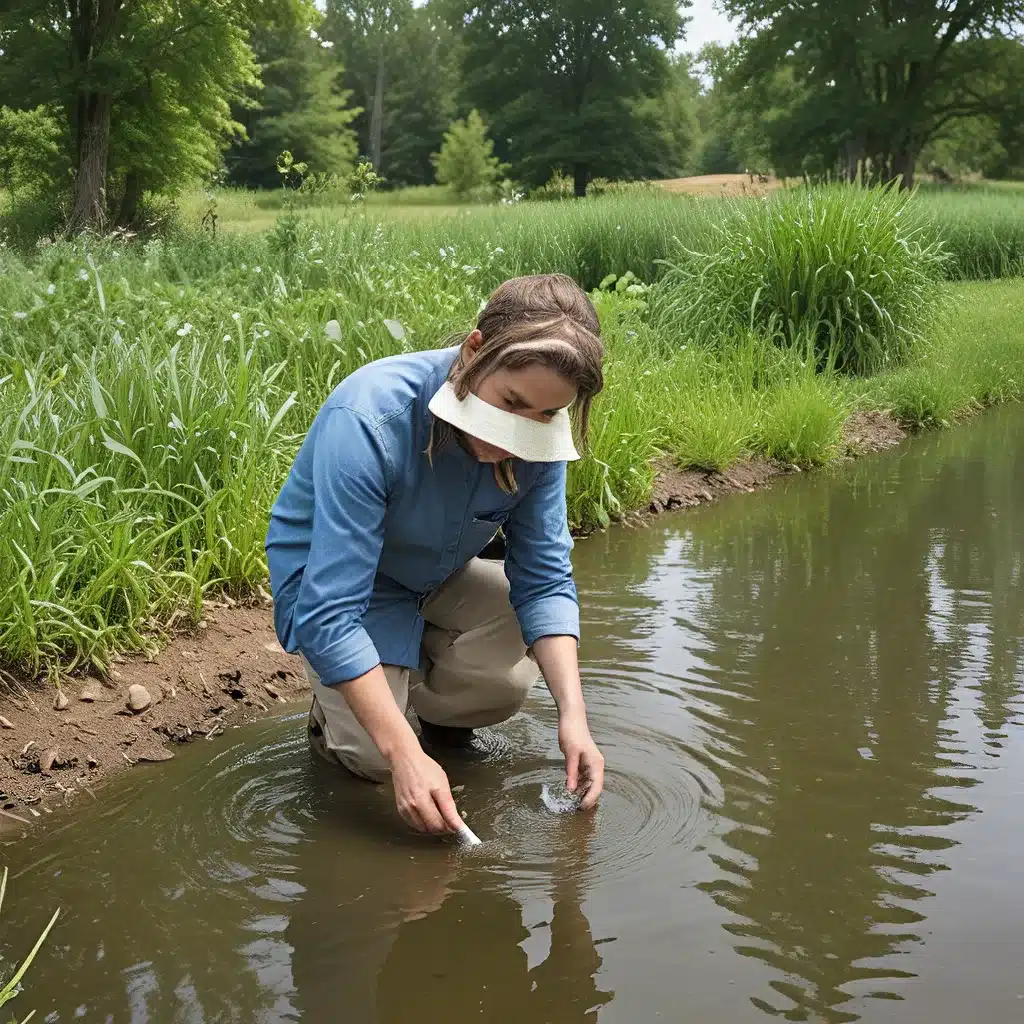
top-left (428, 381), bottom-right (580, 463)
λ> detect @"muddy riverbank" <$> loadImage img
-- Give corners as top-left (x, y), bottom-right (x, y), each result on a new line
top-left (0, 411), bottom-right (907, 819)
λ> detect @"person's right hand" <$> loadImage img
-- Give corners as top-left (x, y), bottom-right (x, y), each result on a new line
top-left (389, 746), bottom-right (465, 835)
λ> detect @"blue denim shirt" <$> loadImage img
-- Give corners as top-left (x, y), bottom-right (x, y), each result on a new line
top-left (266, 346), bottom-right (580, 686)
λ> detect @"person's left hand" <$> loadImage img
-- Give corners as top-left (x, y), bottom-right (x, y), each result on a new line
top-left (558, 713), bottom-right (605, 810)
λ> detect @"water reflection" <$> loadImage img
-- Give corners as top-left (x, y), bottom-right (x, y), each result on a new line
top-left (1, 408), bottom-right (1022, 1023)
top-left (622, 408), bottom-right (1024, 1021)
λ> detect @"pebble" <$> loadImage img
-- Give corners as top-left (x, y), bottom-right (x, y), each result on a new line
top-left (79, 685), bottom-right (110, 703)
top-left (0, 716), bottom-right (13, 730)
top-left (54, 690), bottom-right (69, 711)
top-left (39, 747), bottom-right (58, 773)
top-left (127, 684), bottom-right (152, 713)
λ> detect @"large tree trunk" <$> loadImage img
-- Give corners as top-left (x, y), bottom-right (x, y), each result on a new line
top-left (892, 145), bottom-right (917, 190)
top-left (68, 91), bottom-right (112, 233)
top-left (573, 165), bottom-right (588, 198)
top-left (117, 169), bottom-right (143, 227)
top-left (369, 49), bottom-right (386, 171)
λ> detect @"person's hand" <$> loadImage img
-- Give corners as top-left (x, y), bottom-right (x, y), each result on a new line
top-left (389, 745), bottom-right (465, 834)
top-left (558, 713), bottom-right (605, 810)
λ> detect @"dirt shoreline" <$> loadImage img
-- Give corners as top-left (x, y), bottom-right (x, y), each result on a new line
top-left (0, 411), bottom-right (906, 825)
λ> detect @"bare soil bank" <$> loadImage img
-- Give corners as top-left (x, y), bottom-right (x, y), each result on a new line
top-left (0, 411), bottom-right (906, 825)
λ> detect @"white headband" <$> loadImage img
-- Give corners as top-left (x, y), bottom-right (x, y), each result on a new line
top-left (428, 382), bottom-right (580, 463)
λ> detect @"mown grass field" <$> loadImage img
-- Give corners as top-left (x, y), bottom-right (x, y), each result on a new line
top-left (1, 184), bottom-right (1023, 677)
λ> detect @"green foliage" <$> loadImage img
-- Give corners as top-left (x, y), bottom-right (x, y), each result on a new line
top-left (693, 43), bottom-right (775, 176)
top-left (0, 107), bottom-right (65, 199)
top-left (755, 373), bottom-right (850, 466)
top-left (228, 22), bottom-right (360, 191)
top-left (720, 1), bottom-right (1024, 187)
top-left (431, 110), bottom-right (506, 201)
top-left (449, 0), bottom-right (685, 196)
top-left (651, 185), bottom-right (949, 375)
top-left (322, 0), bottom-right (415, 173)
top-left (0, 0), bottom-right (317, 229)
top-left (0, 202), bottom-right (1019, 672)
top-left (376, 6), bottom-right (460, 186)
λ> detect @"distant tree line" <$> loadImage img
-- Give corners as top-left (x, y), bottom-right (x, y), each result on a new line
top-left (0, 0), bottom-right (1021, 233)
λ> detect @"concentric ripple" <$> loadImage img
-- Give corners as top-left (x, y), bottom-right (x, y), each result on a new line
top-left (459, 672), bottom-right (715, 894)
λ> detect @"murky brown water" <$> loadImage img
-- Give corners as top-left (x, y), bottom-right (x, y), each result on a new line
top-left (3, 407), bottom-right (1024, 1024)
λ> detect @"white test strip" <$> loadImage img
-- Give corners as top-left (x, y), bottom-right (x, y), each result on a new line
top-left (456, 823), bottom-right (482, 847)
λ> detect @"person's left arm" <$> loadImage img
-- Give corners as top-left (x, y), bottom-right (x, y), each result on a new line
top-left (503, 462), bottom-right (605, 809)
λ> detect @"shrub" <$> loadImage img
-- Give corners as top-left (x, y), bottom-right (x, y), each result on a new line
top-left (0, 106), bottom-right (65, 200)
top-left (431, 110), bottom-right (507, 202)
top-left (651, 184), bottom-right (949, 376)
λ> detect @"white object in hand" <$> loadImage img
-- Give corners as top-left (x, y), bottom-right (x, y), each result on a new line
top-left (456, 823), bottom-right (482, 847)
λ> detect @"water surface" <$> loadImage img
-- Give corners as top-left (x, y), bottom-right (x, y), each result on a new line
top-left (3, 407), bottom-right (1023, 1023)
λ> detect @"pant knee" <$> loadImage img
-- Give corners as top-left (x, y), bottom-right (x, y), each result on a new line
top-left (307, 698), bottom-right (390, 783)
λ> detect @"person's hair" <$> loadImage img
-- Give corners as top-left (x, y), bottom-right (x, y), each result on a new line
top-left (427, 273), bottom-right (605, 492)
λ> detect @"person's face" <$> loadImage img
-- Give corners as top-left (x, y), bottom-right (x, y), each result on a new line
top-left (460, 330), bottom-right (578, 464)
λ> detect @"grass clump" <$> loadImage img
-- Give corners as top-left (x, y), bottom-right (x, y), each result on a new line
top-left (754, 373), bottom-right (851, 466)
top-left (650, 184), bottom-right (948, 376)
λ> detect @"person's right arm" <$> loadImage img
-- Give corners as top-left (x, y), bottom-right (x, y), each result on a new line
top-left (341, 666), bottom-right (465, 834)
top-left (293, 407), bottom-right (463, 835)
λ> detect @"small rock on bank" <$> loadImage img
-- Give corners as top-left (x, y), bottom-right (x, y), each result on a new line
top-left (127, 685), bottom-right (152, 713)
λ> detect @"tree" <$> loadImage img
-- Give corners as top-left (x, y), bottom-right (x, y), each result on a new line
top-left (227, 23), bottom-right (360, 190)
top-left (323, 0), bottom-right (413, 172)
top-left (0, 0), bottom-right (315, 231)
top-left (431, 108), bottom-right (505, 199)
top-left (633, 53), bottom-right (703, 178)
top-left (378, 4), bottom-right (459, 186)
top-left (445, 0), bottom-right (686, 197)
top-left (693, 42), bottom-right (779, 175)
top-left (720, 0), bottom-right (1024, 188)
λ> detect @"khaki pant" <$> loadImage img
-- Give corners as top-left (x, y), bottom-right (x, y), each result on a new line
top-left (303, 558), bottom-right (539, 780)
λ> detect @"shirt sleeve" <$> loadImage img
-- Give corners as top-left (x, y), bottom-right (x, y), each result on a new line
top-left (503, 461), bottom-right (580, 648)
top-left (292, 406), bottom-right (390, 685)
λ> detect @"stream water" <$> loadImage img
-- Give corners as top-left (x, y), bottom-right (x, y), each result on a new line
top-left (3, 407), bottom-right (1023, 1024)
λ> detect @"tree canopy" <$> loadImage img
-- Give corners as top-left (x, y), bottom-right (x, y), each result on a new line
top-left (720, 0), bottom-right (1024, 186)
top-left (445, 0), bottom-right (686, 196)
top-left (0, 0), bottom-right (316, 229)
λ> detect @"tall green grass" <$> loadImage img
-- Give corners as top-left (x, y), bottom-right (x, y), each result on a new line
top-left (163, 184), bottom-right (1024, 285)
top-left (650, 185), bottom-right (948, 375)
top-left (0, 189), bottom-right (1022, 677)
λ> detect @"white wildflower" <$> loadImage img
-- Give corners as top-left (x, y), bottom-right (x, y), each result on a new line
top-left (262, 329), bottom-right (270, 337)
top-left (254, 266), bottom-right (262, 274)
top-left (231, 312), bottom-right (241, 321)
top-left (78, 269), bottom-right (89, 281)
top-left (223, 334), bottom-right (231, 342)
top-left (46, 284), bottom-right (56, 296)
top-left (177, 322), bottom-right (193, 337)
top-left (325, 320), bottom-right (342, 341)
top-left (13, 311), bottom-right (27, 320)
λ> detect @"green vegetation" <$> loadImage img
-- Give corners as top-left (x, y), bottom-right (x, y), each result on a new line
top-left (430, 110), bottom-right (507, 201)
top-left (1, 184), bottom-right (1023, 677)
top-left (718, 0), bottom-right (1024, 188)
top-left (0, 867), bottom-right (60, 1021)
